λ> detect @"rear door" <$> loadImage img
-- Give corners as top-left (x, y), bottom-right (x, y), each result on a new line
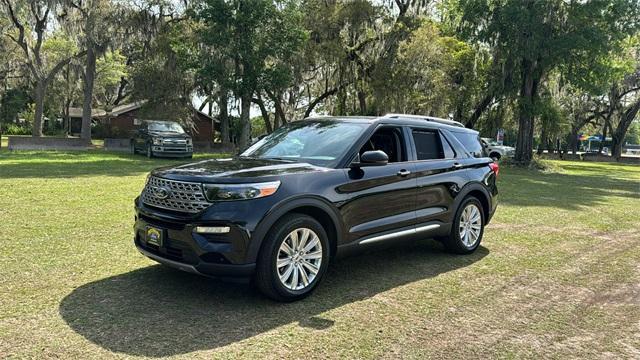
top-left (409, 127), bottom-right (470, 227)
top-left (338, 125), bottom-right (417, 243)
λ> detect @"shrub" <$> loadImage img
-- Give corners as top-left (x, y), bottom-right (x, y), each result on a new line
top-left (2, 123), bottom-right (31, 135)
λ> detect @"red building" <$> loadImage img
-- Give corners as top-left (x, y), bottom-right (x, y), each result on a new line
top-left (69, 101), bottom-right (219, 142)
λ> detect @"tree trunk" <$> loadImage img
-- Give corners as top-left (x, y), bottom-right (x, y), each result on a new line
top-left (466, 92), bottom-right (493, 129)
top-left (357, 89), bottom-right (367, 115)
top-left (218, 90), bottom-right (230, 145)
top-left (238, 91), bottom-right (252, 151)
top-left (598, 119), bottom-right (608, 154)
top-left (270, 92), bottom-right (287, 127)
top-left (514, 59), bottom-right (539, 165)
top-left (33, 80), bottom-right (46, 137)
top-left (611, 99), bottom-right (640, 159)
top-left (537, 125), bottom-right (547, 155)
top-left (253, 95), bottom-right (272, 134)
top-left (569, 128), bottom-right (579, 155)
top-left (80, 44), bottom-right (97, 142)
top-left (64, 98), bottom-right (71, 136)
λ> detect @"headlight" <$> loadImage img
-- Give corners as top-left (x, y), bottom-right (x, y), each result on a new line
top-left (152, 138), bottom-right (163, 145)
top-left (203, 181), bottom-right (281, 201)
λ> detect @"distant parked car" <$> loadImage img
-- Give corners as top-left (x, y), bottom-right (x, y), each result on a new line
top-left (626, 144), bottom-right (640, 155)
top-left (131, 120), bottom-right (193, 158)
top-left (481, 138), bottom-right (515, 160)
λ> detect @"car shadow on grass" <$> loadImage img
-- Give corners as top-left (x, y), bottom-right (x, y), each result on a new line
top-left (59, 240), bottom-right (488, 357)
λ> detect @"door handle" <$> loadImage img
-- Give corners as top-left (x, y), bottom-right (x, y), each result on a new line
top-left (397, 169), bottom-right (411, 177)
top-left (452, 163), bottom-right (463, 170)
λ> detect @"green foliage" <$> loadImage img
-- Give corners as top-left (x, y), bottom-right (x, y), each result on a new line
top-left (2, 123), bottom-right (31, 135)
top-left (250, 116), bottom-right (267, 138)
top-left (17, 103), bottom-right (35, 126)
top-left (197, 0), bottom-right (308, 95)
top-left (130, 23), bottom-right (195, 126)
top-left (625, 121), bottom-right (640, 145)
top-left (96, 51), bottom-right (128, 88)
top-left (94, 50), bottom-right (128, 105)
top-left (41, 32), bottom-right (79, 75)
top-left (1, 0), bottom-right (639, 150)
top-left (0, 88), bottom-right (30, 124)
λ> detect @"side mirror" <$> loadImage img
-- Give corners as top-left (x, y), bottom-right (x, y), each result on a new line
top-left (352, 150), bottom-right (388, 167)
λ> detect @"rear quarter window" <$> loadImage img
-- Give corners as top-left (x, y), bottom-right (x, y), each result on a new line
top-left (451, 131), bottom-right (485, 158)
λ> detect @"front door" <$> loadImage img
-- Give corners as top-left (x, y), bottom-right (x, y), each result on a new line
top-left (337, 126), bottom-right (417, 243)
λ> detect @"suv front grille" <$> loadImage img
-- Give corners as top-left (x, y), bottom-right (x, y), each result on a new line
top-left (141, 176), bottom-right (210, 213)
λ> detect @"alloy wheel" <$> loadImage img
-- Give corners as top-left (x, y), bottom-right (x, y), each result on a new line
top-left (276, 227), bottom-right (323, 291)
top-left (459, 204), bottom-right (482, 248)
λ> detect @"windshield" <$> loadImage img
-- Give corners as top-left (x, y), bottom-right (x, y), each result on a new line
top-left (241, 120), bottom-right (369, 167)
top-left (147, 121), bottom-right (185, 133)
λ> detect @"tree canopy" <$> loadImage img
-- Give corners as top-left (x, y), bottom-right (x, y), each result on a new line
top-left (1, 0), bottom-right (639, 162)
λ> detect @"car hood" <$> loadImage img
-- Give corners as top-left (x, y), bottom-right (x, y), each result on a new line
top-left (151, 157), bottom-right (329, 182)
top-left (148, 131), bottom-right (191, 139)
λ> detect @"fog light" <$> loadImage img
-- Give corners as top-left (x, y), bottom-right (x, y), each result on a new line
top-left (195, 226), bottom-right (230, 234)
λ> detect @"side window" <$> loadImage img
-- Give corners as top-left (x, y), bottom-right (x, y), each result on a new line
top-left (359, 126), bottom-right (407, 163)
top-left (451, 131), bottom-right (484, 158)
top-left (412, 129), bottom-right (445, 160)
top-left (439, 133), bottom-right (456, 159)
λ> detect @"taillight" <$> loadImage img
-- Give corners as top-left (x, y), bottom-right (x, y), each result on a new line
top-left (489, 162), bottom-right (499, 177)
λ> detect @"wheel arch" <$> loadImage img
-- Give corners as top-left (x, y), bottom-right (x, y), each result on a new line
top-left (455, 182), bottom-right (492, 224)
top-left (246, 196), bottom-right (344, 263)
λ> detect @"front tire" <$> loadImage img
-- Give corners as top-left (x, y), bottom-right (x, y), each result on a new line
top-left (442, 196), bottom-right (485, 254)
top-left (130, 141), bottom-right (136, 155)
top-left (146, 144), bottom-right (153, 158)
top-left (490, 152), bottom-right (501, 161)
top-left (254, 214), bottom-right (330, 302)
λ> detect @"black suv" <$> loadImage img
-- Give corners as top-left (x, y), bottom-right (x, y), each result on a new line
top-left (131, 120), bottom-right (193, 158)
top-left (134, 114), bottom-right (498, 301)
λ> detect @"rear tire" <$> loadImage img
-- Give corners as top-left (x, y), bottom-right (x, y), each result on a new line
top-left (254, 214), bottom-right (330, 302)
top-left (442, 196), bottom-right (485, 254)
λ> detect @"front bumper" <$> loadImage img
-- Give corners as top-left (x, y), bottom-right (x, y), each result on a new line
top-left (134, 204), bottom-right (256, 278)
top-left (152, 145), bottom-right (193, 157)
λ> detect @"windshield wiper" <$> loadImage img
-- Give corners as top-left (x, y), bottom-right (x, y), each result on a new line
top-left (264, 156), bottom-right (296, 162)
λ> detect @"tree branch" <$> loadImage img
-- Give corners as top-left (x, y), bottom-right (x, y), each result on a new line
top-left (45, 50), bottom-right (88, 83)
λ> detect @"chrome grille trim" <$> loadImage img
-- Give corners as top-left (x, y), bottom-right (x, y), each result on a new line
top-left (141, 176), bottom-right (210, 213)
top-left (163, 139), bottom-right (187, 145)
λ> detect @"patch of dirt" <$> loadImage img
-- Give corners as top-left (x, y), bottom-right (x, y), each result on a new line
top-left (586, 283), bottom-right (640, 306)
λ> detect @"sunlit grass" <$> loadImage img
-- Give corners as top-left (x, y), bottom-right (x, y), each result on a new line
top-left (0, 153), bottom-right (639, 359)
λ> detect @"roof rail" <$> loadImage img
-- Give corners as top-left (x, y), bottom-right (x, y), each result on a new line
top-left (382, 113), bottom-right (465, 128)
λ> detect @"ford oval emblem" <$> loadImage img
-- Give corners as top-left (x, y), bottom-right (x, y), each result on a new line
top-left (152, 186), bottom-right (171, 200)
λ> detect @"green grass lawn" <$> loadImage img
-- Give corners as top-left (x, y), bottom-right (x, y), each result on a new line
top-left (1, 150), bottom-right (639, 359)
top-left (0, 136), bottom-right (104, 149)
